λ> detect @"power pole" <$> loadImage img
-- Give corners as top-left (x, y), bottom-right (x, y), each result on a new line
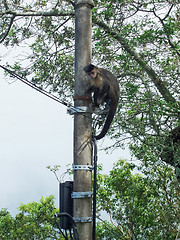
top-left (73, 0), bottom-right (94, 240)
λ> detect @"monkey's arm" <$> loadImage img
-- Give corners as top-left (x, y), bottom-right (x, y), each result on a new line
top-left (93, 85), bottom-right (110, 107)
top-left (86, 85), bottom-right (94, 94)
top-left (98, 84), bottom-right (110, 100)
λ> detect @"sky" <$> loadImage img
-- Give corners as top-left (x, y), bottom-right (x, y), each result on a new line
top-left (0, 75), bottom-right (73, 215)
top-left (0, 48), bottom-right (130, 217)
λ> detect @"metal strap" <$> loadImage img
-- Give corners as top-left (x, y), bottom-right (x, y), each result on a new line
top-left (72, 164), bottom-right (93, 171)
top-left (67, 106), bottom-right (92, 115)
top-left (73, 95), bottom-right (92, 101)
top-left (73, 217), bottom-right (93, 223)
top-left (71, 191), bottom-right (93, 199)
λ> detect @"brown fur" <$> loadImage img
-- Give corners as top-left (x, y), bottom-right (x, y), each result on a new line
top-left (83, 64), bottom-right (120, 140)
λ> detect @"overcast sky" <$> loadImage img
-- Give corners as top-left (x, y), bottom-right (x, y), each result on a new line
top-left (0, 47), bottom-right (130, 217)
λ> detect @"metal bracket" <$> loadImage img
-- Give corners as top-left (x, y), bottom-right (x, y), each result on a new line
top-left (73, 217), bottom-right (93, 223)
top-left (71, 191), bottom-right (93, 199)
top-left (67, 106), bottom-right (92, 115)
top-left (72, 164), bottom-right (93, 171)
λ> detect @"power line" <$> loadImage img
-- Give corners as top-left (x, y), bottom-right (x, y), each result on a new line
top-left (0, 64), bottom-right (70, 107)
top-left (0, 64), bottom-right (101, 131)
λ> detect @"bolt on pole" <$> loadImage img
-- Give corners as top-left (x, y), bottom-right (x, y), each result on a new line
top-left (74, 0), bottom-right (95, 239)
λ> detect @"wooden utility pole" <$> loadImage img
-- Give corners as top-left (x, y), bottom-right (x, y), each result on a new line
top-left (73, 0), bottom-right (94, 239)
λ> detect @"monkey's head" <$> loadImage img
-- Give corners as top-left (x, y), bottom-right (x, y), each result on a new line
top-left (83, 64), bottom-right (99, 79)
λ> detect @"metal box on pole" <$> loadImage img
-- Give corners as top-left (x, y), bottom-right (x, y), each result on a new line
top-left (59, 181), bottom-right (74, 229)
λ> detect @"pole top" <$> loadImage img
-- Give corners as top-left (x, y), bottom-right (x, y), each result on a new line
top-left (75, 0), bottom-right (95, 8)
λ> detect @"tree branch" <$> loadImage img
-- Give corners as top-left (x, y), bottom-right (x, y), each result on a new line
top-left (0, 15), bottom-right (15, 43)
top-left (2, 9), bottom-right (74, 17)
top-left (0, 7), bottom-right (74, 43)
top-left (152, 5), bottom-right (180, 57)
top-left (3, 0), bottom-right (8, 10)
top-left (93, 16), bottom-right (179, 107)
top-left (117, 71), bottom-right (141, 79)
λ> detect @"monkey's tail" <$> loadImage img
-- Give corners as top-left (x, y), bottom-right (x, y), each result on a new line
top-left (95, 100), bottom-right (118, 140)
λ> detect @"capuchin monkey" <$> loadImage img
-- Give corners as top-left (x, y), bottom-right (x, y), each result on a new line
top-left (83, 64), bottom-right (120, 140)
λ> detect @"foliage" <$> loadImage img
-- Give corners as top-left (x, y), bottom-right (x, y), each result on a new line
top-left (96, 159), bottom-right (180, 240)
top-left (0, 163), bottom-right (179, 239)
top-left (0, 0), bottom-right (180, 179)
top-left (0, 196), bottom-right (63, 239)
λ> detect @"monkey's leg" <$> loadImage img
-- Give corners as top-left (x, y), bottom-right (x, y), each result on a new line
top-left (93, 91), bottom-right (100, 108)
top-left (97, 85), bottom-right (110, 105)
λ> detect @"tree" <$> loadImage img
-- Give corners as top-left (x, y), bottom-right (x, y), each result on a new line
top-left (0, 163), bottom-right (178, 240)
top-left (96, 160), bottom-right (180, 240)
top-left (0, 195), bottom-right (62, 239)
top-left (0, 0), bottom-right (179, 179)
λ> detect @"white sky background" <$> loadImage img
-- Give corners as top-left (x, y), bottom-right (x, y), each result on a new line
top-left (0, 46), bottom-right (130, 217)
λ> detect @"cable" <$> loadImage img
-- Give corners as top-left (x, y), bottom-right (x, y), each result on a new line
top-left (93, 137), bottom-right (98, 240)
top-left (0, 64), bottom-right (70, 107)
top-left (55, 213), bottom-right (79, 240)
top-left (0, 64), bottom-right (94, 120)
top-left (54, 214), bottom-right (68, 240)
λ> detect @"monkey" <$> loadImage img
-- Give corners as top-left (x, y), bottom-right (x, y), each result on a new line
top-left (160, 124), bottom-right (180, 182)
top-left (83, 64), bottom-right (120, 140)
top-left (170, 125), bottom-right (180, 143)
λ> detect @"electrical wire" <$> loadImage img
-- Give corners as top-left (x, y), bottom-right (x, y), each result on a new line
top-left (92, 138), bottom-right (98, 240)
top-left (55, 139), bottom-right (98, 240)
top-left (55, 213), bottom-right (79, 240)
top-left (0, 64), bottom-right (111, 130)
top-left (0, 64), bottom-right (95, 121)
top-left (54, 214), bottom-right (68, 240)
top-left (0, 64), bottom-right (70, 107)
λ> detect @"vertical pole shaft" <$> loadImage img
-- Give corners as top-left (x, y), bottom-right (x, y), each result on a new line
top-left (74, 0), bottom-right (94, 239)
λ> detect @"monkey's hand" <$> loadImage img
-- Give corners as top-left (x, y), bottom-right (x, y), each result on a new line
top-left (86, 86), bottom-right (93, 94)
top-left (93, 107), bottom-right (109, 116)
